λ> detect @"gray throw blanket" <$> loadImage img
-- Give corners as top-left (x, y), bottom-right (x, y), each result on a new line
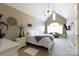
top-left (35, 35), bottom-right (53, 42)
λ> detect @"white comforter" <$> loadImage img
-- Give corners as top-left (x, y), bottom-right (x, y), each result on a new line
top-left (27, 34), bottom-right (54, 50)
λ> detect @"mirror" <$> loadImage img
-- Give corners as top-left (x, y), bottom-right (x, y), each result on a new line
top-left (6, 17), bottom-right (17, 26)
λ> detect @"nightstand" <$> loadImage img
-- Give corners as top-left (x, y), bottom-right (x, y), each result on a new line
top-left (15, 37), bottom-right (26, 49)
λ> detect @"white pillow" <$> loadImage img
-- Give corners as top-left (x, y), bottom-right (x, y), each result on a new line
top-left (27, 30), bottom-right (34, 35)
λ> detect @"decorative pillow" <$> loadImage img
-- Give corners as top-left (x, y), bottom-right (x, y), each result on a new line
top-left (27, 30), bottom-right (35, 35)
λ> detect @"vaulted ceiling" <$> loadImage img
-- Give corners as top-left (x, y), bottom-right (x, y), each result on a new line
top-left (5, 3), bottom-right (74, 22)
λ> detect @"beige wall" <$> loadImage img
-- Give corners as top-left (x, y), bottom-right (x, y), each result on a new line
top-left (45, 13), bottom-right (66, 37)
top-left (0, 4), bottom-right (44, 40)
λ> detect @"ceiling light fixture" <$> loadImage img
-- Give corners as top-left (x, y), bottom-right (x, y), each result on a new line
top-left (45, 3), bottom-right (53, 16)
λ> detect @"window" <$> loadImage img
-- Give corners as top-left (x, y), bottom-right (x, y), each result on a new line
top-left (53, 13), bottom-right (56, 20)
top-left (48, 23), bottom-right (63, 34)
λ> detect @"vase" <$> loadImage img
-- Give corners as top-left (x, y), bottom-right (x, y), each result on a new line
top-left (19, 32), bottom-right (22, 38)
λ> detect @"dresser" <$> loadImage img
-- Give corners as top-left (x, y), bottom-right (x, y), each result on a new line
top-left (0, 38), bottom-right (20, 56)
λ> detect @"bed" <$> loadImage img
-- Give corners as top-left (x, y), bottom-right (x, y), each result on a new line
top-left (26, 30), bottom-right (54, 52)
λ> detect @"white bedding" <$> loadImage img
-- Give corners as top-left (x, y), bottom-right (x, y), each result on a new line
top-left (27, 34), bottom-right (54, 51)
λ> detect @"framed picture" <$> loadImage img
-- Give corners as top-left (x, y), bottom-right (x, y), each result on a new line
top-left (27, 24), bottom-right (32, 27)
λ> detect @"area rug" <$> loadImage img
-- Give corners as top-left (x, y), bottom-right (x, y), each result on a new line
top-left (24, 47), bottom-right (39, 56)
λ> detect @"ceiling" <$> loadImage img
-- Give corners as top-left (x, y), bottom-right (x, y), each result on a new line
top-left (5, 3), bottom-right (75, 22)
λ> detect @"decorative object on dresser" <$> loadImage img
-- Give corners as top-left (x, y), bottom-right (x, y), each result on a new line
top-left (18, 24), bottom-right (25, 38)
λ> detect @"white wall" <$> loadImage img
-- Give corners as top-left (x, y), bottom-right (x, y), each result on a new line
top-left (67, 4), bottom-right (77, 47)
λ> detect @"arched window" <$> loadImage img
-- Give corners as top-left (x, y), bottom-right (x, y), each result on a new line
top-left (48, 23), bottom-right (63, 34)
